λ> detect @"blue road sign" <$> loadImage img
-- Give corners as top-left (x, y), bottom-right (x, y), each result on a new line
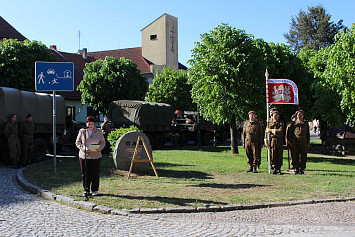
top-left (35, 62), bottom-right (74, 91)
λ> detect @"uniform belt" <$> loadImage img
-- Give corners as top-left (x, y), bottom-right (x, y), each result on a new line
top-left (246, 135), bottom-right (257, 138)
top-left (295, 135), bottom-right (306, 138)
top-left (23, 135), bottom-right (32, 138)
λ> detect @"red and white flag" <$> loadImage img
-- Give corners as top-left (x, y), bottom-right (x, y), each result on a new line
top-left (266, 79), bottom-right (299, 105)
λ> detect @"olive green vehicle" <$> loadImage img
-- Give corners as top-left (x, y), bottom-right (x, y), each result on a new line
top-left (0, 87), bottom-right (75, 163)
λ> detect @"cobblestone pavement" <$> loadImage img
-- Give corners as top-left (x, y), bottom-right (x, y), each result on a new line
top-left (0, 166), bottom-right (354, 236)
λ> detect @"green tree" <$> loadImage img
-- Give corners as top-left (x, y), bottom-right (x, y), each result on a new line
top-left (188, 24), bottom-right (265, 154)
top-left (256, 41), bottom-right (313, 121)
top-left (0, 39), bottom-right (57, 91)
top-left (314, 24), bottom-right (355, 122)
top-left (78, 56), bottom-right (148, 115)
top-left (284, 5), bottom-right (346, 53)
top-left (146, 67), bottom-right (193, 111)
top-left (298, 47), bottom-right (346, 128)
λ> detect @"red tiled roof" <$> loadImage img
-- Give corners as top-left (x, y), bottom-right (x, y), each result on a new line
top-left (88, 47), bottom-right (152, 74)
top-left (52, 50), bottom-right (96, 100)
top-left (0, 16), bottom-right (26, 41)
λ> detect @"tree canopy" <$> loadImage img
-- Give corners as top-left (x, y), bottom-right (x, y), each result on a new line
top-left (312, 24), bottom-right (355, 123)
top-left (78, 56), bottom-right (148, 115)
top-left (284, 5), bottom-right (346, 53)
top-left (0, 39), bottom-right (57, 91)
top-left (146, 67), bottom-right (193, 111)
top-left (188, 24), bottom-right (265, 153)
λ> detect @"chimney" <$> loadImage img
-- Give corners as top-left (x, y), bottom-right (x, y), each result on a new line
top-left (50, 45), bottom-right (57, 50)
top-left (82, 48), bottom-right (87, 60)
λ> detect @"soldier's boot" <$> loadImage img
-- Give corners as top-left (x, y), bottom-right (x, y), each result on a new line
top-left (272, 169), bottom-right (278, 175)
top-left (300, 169), bottom-right (305, 175)
top-left (278, 168), bottom-right (282, 175)
top-left (294, 169), bottom-right (300, 175)
top-left (246, 166), bottom-right (253, 172)
top-left (252, 166), bottom-right (258, 173)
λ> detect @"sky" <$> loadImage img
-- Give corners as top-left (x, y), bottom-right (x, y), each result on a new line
top-left (1, 0), bottom-right (355, 67)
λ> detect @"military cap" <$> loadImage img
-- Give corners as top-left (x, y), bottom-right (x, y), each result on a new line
top-left (291, 114), bottom-right (297, 120)
top-left (296, 110), bottom-right (304, 115)
top-left (271, 110), bottom-right (279, 115)
top-left (248, 111), bottom-right (256, 115)
top-left (26, 114), bottom-right (32, 118)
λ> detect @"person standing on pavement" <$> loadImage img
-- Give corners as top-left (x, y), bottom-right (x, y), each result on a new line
top-left (4, 114), bottom-right (21, 168)
top-left (20, 114), bottom-right (35, 166)
top-left (243, 111), bottom-right (263, 173)
top-left (76, 116), bottom-right (106, 196)
top-left (265, 111), bottom-right (284, 175)
top-left (286, 113), bottom-right (297, 169)
top-left (293, 110), bottom-right (310, 175)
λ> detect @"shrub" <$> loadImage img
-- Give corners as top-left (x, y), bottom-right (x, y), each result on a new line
top-left (107, 126), bottom-right (141, 151)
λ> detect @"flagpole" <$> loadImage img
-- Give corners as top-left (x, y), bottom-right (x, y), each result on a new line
top-left (265, 69), bottom-right (271, 174)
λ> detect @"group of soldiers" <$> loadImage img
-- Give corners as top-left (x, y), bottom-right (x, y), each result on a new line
top-left (4, 114), bottom-right (35, 168)
top-left (242, 110), bottom-right (310, 175)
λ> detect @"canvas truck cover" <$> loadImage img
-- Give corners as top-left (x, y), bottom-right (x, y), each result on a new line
top-left (0, 87), bottom-right (65, 125)
top-left (108, 100), bottom-right (174, 127)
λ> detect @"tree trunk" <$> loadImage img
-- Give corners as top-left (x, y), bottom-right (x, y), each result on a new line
top-left (230, 115), bottom-right (239, 154)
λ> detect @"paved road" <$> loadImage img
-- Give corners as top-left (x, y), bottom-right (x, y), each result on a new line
top-left (0, 166), bottom-right (354, 236)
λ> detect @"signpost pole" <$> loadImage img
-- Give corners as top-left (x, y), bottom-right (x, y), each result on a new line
top-left (265, 69), bottom-right (271, 174)
top-left (53, 91), bottom-right (57, 175)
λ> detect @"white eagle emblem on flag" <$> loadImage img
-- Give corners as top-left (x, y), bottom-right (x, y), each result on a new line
top-left (272, 84), bottom-right (291, 102)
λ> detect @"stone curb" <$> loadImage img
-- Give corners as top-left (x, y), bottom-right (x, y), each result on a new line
top-left (16, 167), bottom-right (355, 215)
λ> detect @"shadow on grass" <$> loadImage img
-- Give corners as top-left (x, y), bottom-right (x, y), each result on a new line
top-left (154, 169), bottom-right (213, 179)
top-left (307, 169), bottom-right (355, 177)
top-left (154, 162), bottom-right (194, 168)
top-left (190, 183), bottom-right (270, 189)
top-left (172, 146), bottom-right (232, 153)
top-left (308, 156), bottom-right (355, 166)
top-left (100, 194), bottom-right (228, 206)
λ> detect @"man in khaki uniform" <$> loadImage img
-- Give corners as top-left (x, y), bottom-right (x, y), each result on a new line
top-left (265, 111), bottom-right (284, 174)
top-left (100, 117), bottom-right (114, 153)
top-left (286, 113), bottom-right (297, 169)
top-left (243, 111), bottom-right (263, 173)
top-left (4, 114), bottom-right (21, 168)
top-left (20, 114), bottom-right (35, 166)
top-left (293, 110), bottom-right (310, 175)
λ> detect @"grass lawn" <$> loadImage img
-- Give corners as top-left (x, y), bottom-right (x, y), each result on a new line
top-left (23, 146), bottom-right (355, 210)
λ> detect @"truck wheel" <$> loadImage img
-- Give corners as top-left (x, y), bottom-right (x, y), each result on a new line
top-left (154, 134), bottom-right (165, 149)
top-left (32, 139), bottom-right (47, 162)
top-left (179, 133), bottom-right (188, 147)
top-left (202, 132), bottom-right (210, 145)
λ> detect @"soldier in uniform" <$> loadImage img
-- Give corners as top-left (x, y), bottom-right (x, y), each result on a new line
top-left (286, 113), bottom-right (297, 169)
top-left (100, 117), bottom-right (114, 153)
top-left (20, 114), bottom-right (35, 166)
top-left (293, 110), bottom-right (310, 175)
top-left (243, 111), bottom-right (263, 173)
top-left (265, 110), bottom-right (284, 174)
top-left (4, 114), bottom-right (21, 168)
top-left (254, 115), bottom-right (264, 169)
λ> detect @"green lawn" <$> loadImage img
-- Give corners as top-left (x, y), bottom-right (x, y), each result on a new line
top-left (23, 146), bottom-right (355, 210)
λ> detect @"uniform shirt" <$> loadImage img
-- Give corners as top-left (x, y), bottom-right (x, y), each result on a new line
top-left (243, 120), bottom-right (263, 144)
top-left (20, 121), bottom-right (34, 139)
top-left (286, 121), bottom-right (295, 145)
top-left (4, 121), bottom-right (19, 138)
top-left (266, 119), bottom-right (284, 140)
top-left (293, 120), bottom-right (310, 143)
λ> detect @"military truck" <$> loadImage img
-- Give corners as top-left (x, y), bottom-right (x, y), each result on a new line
top-left (107, 100), bottom-right (174, 149)
top-left (0, 87), bottom-right (67, 163)
top-left (173, 111), bottom-right (230, 146)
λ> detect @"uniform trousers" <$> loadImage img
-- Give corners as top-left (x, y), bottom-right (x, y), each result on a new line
top-left (270, 137), bottom-right (283, 169)
top-left (8, 136), bottom-right (21, 165)
top-left (293, 137), bottom-right (308, 170)
top-left (245, 137), bottom-right (260, 167)
top-left (79, 158), bottom-right (102, 192)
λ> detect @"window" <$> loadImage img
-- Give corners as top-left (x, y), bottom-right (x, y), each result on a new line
top-left (150, 34), bottom-right (157, 40)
